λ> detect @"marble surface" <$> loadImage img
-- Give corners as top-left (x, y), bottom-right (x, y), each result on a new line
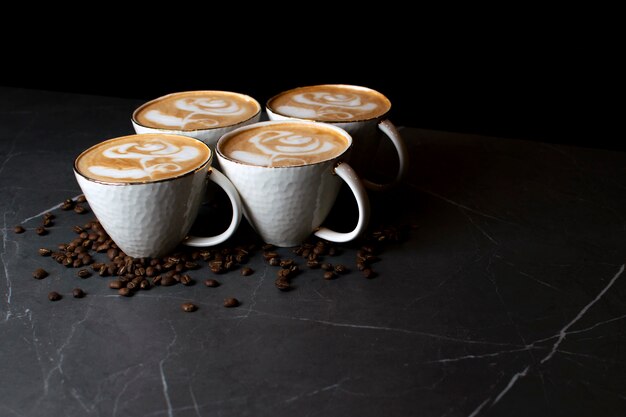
top-left (1, 87), bottom-right (625, 417)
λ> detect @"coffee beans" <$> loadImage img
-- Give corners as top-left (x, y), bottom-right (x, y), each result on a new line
top-left (323, 271), bottom-right (335, 280)
top-left (38, 248), bottom-right (52, 257)
top-left (33, 268), bottom-right (48, 279)
top-left (204, 279), bottom-right (220, 287)
top-left (61, 199), bottom-right (74, 211)
top-left (35, 226), bottom-right (48, 236)
top-left (118, 287), bottom-right (131, 297)
top-left (72, 288), bottom-right (85, 298)
top-left (181, 302), bottom-right (197, 312)
top-left (48, 291), bottom-right (61, 301)
top-left (77, 269), bottom-right (91, 278)
top-left (240, 267), bottom-right (253, 276)
top-left (14, 225), bottom-right (25, 234)
top-left (223, 297), bottom-right (239, 308)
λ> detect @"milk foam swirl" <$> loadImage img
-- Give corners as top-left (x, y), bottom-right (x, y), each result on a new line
top-left (144, 97), bottom-right (247, 129)
top-left (228, 130), bottom-right (338, 167)
top-left (88, 139), bottom-right (202, 180)
top-left (277, 92), bottom-right (378, 120)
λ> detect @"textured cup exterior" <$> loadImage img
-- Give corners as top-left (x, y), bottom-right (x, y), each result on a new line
top-left (217, 155), bottom-right (342, 247)
top-left (74, 166), bottom-right (208, 258)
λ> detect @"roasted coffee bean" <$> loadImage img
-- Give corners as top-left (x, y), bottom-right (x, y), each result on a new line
top-left (72, 225), bottom-right (84, 234)
top-left (98, 265), bottom-right (109, 276)
top-left (223, 297), bottom-right (239, 308)
top-left (307, 252), bottom-right (318, 261)
top-left (81, 254), bottom-right (93, 265)
top-left (313, 246), bottom-right (325, 256)
top-left (274, 278), bottom-right (290, 291)
top-left (96, 243), bottom-right (109, 252)
top-left (362, 268), bottom-right (375, 279)
top-left (48, 291), bottom-right (62, 301)
top-left (307, 260), bottom-right (320, 269)
top-left (160, 275), bottom-right (177, 286)
top-left (356, 262), bottom-right (366, 271)
top-left (63, 257), bottom-right (74, 267)
top-left (58, 243), bottom-right (68, 251)
top-left (13, 225), bottom-right (25, 234)
top-left (38, 248), bottom-right (52, 256)
top-left (293, 246), bottom-right (304, 256)
top-left (262, 243), bottom-right (275, 251)
top-left (279, 259), bottom-right (294, 268)
top-left (106, 248), bottom-right (118, 260)
top-left (77, 269), bottom-right (91, 278)
top-left (162, 261), bottom-right (175, 270)
top-left (43, 217), bottom-right (54, 227)
top-left (152, 275), bottom-right (162, 285)
top-left (118, 287), bottom-right (131, 297)
top-left (35, 226), bottom-right (48, 236)
top-left (301, 248), bottom-right (311, 258)
top-left (76, 195), bottom-right (87, 203)
top-left (241, 267), bottom-right (253, 276)
top-left (109, 280), bottom-right (123, 289)
top-left (139, 279), bottom-right (150, 290)
top-left (184, 261), bottom-right (199, 270)
top-left (172, 274), bottom-right (182, 282)
top-left (61, 199), bottom-right (74, 210)
top-left (126, 281), bottom-right (137, 290)
top-left (72, 259), bottom-right (82, 268)
top-left (181, 302), bottom-right (197, 312)
top-left (323, 271), bottom-right (336, 280)
top-left (204, 279), bottom-right (220, 287)
top-left (334, 264), bottom-right (348, 274)
top-left (235, 253), bottom-right (248, 263)
top-left (328, 247), bottom-right (338, 256)
top-left (145, 266), bottom-right (155, 277)
top-left (277, 269), bottom-right (291, 279)
top-left (33, 268), bottom-right (48, 279)
top-left (320, 263), bottom-right (333, 271)
top-left (135, 267), bottom-right (146, 276)
top-left (74, 205), bottom-right (87, 214)
top-left (268, 257), bottom-right (280, 266)
top-left (180, 274), bottom-right (193, 286)
top-left (43, 212), bottom-right (55, 220)
top-left (92, 262), bottom-right (104, 271)
top-left (263, 251), bottom-right (279, 260)
top-left (210, 264), bottom-right (223, 274)
top-left (289, 265), bottom-right (299, 275)
top-left (72, 288), bottom-right (85, 298)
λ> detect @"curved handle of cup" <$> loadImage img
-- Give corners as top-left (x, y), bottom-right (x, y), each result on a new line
top-left (362, 119), bottom-right (409, 191)
top-left (314, 162), bottom-right (370, 243)
top-left (183, 167), bottom-right (242, 247)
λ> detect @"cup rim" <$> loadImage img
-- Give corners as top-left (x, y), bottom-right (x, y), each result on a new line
top-left (131, 90), bottom-right (262, 132)
top-left (266, 84), bottom-right (392, 123)
top-left (216, 120), bottom-right (353, 169)
top-left (74, 134), bottom-right (213, 186)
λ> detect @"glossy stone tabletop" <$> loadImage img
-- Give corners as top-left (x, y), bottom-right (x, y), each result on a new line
top-left (1, 87), bottom-right (625, 417)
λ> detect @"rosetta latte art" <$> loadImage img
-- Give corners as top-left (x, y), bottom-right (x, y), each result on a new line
top-left (88, 139), bottom-right (201, 180)
top-left (276, 92), bottom-right (379, 120)
top-left (228, 130), bottom-right (338, 167)
top-left (143, 97), bottom-right (248, 129)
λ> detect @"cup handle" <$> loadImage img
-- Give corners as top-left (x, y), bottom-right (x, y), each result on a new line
top-left (362, 119), bottom-right (409, 191)
top-left (183, 167), bottom-right (242, 247)
top-left (314, 162), bottom-right (370, 243)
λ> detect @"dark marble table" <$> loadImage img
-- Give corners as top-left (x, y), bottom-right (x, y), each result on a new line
top-left (1, 87), bottom-right (625, 417)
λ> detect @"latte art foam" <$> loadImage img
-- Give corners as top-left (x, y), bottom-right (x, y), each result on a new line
top-left (134, 91), bottom-right (260, 131)
top-left (268, 85), bottom-right (391, 122)
top-left (220, 123), bottom-right (348, 167)
top-left (76, 134), bottom-right (210, 183)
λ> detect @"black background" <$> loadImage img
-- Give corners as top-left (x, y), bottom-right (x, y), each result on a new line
top-left (1, 18), bottom-right (616, 151)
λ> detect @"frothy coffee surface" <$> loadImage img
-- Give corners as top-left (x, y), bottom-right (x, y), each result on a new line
top-left (220, 123), bottom-right (348, 167)
top-left (268, 85), bottom-right (391, 122)
top-left (134, 91), bottom-right (260, 131)
top-left (76, 134), bottom-right (210, 183)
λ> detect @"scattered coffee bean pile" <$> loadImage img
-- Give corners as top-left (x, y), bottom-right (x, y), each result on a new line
top-left (15, 196), bottom-right (405, 311)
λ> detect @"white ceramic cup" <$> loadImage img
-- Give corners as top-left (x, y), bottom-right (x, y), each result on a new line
top-left (266, 84), bottom-right (408, 191)
top-left (74, 134), bottom-right (242, 258)
top-left (216, 120), bottom-right (370, 247)
top-left (131, 90), bottom-right (262, 153)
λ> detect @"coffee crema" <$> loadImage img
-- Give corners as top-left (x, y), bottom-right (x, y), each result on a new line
top-left (133, 91), bottom-right (260, 131)
top-left (76, 134), bottom-right (210, 183)
top-left (268, 85), bottom-right (391, 122)
top-left (219, 122), bottom-right (348, 167)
